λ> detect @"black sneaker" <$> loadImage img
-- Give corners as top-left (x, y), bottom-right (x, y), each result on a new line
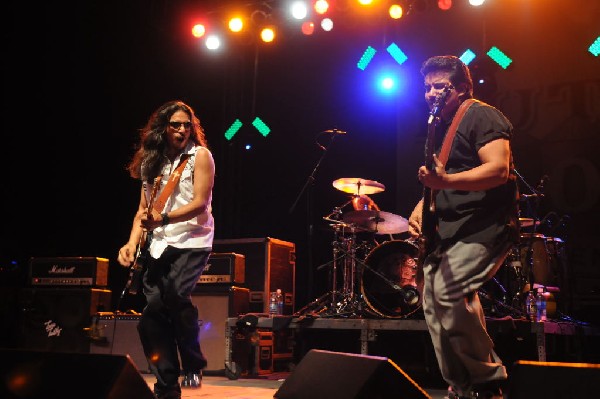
top-left (154, 384), bottom-right (181, 399)
top-left (181, 371), bottom-right (202, 388)
top-left (446, 386), bottom-right (468, 399)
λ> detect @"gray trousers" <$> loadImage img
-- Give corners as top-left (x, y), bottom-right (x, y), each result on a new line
top-left (422, 240), bottom-right (510, 396)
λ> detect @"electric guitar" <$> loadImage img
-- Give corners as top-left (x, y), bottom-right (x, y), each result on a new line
top-left (126, 177), bottom-right (161, 295)
top-left (417, 86), bottom-right (452, 265)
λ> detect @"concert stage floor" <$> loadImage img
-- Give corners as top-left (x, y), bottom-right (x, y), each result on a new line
top-left (141, 373), bottom-right (450, 399)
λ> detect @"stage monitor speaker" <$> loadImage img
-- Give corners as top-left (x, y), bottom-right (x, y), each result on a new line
top-left (0, 348), bottom-right (154, 399)
top-left (274, 349), bottom-right (431, 399)
top-left (509, 360), bottom-right (600, 399)
top-left (89, 313), bottom-right (149, 373)
top-left (191, 285), bottom-right (250, 373)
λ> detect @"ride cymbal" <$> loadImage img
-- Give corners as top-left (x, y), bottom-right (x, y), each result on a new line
top-left (343, 210), bottom-right (408, 234)
top-left (332, 178), bottom-right (385, 195)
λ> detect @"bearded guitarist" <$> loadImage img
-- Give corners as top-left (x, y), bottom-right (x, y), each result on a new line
top-left (407, 56), bottom-right (519, 399)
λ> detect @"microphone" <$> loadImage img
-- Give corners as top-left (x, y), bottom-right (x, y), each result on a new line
top-left (427, 84), bottom-right (454, 124)
top-left (393, 284), bottom-right (420, 306)
top-left (323, 129), bottom-right (347, 134)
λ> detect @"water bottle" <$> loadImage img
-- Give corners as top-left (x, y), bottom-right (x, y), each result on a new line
top-left (269, 291), bottom-right (278, 316)
top-left (536, 287), bottom-right (547, 322)
top-left (276, 289), bottom-right (284, 315)
top-left (525, 289), bottom-right (537, 321)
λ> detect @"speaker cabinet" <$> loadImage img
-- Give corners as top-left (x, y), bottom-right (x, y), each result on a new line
top-left (213, 238), bottom-right (296, 314)
top-left (191, 285), bottom-right (250, 372)
top-left (509, 360), bottom-right (600, 398)
top-left (274, 349), bottom-right (431, 399)
top-left (0, 348), bottom-right (154, 399)
top-left (89, 313), bottom-right (149, 373)
top-left (17, 287), bottom-right (112, 353)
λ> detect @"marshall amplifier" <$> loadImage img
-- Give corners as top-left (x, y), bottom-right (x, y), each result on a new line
top-left (198, 253), bottom-right (245, 285)
top-left (29, 257), bottom-right (109, 287)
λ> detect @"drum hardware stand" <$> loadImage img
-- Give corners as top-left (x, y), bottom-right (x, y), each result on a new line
top-left (514, 168), bottom-right (548, 316)
top-left (478, 288), bottom-right (525, 318)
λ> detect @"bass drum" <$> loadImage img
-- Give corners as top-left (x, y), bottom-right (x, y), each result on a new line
top-left (361, 240), bottom-right (423, 319)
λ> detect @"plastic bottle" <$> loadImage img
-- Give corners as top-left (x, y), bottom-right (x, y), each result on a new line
top-left (525, 289), bottom-right (537, 322)
top-left (276, 289), bottom-right (284, 315)
top-left (536, 287), bottom-right (547, 322)
top-left (269, 291), bottom-right (278, 316)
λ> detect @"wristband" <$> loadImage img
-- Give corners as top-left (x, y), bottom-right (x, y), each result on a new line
top-left (161, 212), bottom-right (170, 226)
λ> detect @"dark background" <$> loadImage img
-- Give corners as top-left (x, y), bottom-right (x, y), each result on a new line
top-left (2, 0), bottom-right (599, 322)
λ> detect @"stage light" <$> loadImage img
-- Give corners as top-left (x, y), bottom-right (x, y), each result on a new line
top-left (205, 34), bottom-right (221, 50)
top-left (389, 4), bottom-right (403, 20)
top-left (314, 0), bottom-right (329, 15)
top-left (487, 46), bottom-right (512, 69)
top-left (260, 27), bottom-right (276, 43)
top-left (321, 18), bottom-right (333, 31)
top-left (469, 0), bottom-right (486, 6)
top-left (224, 119), bottom-right (243, 140)
top-left (438, 0), bottom-right (452, 11)
top-left (460, 49), bottom-right (476, 65)
top-left (302, 21), bottom-right (315, 35)
top-left (589, 36), bottom-right (600, 57)
top-left (290, 1), bottom-right (308, 20)
top-left (191, 24), bottom-right (206, 38)
top-left (357, 46), bottom-right (377, 70)
top-left (252, 117), bottom-right (271, 137)
top-left (358, 0), bottom-right (374, 5)
top-left (228, 17), bottom-right (244, 33)
top-left (387, 43), bottom-right (407, 65)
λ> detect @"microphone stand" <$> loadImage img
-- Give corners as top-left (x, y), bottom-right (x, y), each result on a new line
top-left (289, 133), bottom-right (339, 302)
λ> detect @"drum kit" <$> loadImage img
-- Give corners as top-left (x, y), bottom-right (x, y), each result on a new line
top-left (295, 177), bottom-right (569, 321)
top-left (481, 217), bottom-right (568, 319)
top-left (296, 177), bottom-right (422, 319)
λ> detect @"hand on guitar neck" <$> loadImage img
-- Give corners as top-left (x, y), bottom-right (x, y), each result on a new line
top-left (122, 178), bottom-right (161, 295)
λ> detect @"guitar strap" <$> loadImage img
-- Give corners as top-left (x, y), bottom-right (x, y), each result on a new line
top-left (152, 154), bottom-right (191, 213)
top-left (427, 98), bottom-right (477, 201)
top-left (438, 98), bottom-right (478, 165)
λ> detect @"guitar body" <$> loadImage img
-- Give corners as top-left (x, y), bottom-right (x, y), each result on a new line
top-left (126, 178), bottom-right (161, 295)
top-left (127, 232), bottom-right (152, 295)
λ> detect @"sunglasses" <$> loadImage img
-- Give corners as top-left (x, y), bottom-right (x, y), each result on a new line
top-left (168, 121), bottom-right (192, 129)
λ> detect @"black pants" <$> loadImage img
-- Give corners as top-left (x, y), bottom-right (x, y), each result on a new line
top-left (137, 246), bottom-right (210, 392)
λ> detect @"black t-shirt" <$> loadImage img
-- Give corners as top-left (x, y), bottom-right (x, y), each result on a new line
top-left (434, 100), bottom-right (520, 248)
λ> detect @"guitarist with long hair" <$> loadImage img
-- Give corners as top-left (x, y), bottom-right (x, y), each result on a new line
top-left (117, 100), bottom-right (215, 399)
top-left (408, 56), bottom-right (519, 399)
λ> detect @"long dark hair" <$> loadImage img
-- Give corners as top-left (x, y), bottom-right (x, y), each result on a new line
top-left (127, 100), bottom-right (207, 181)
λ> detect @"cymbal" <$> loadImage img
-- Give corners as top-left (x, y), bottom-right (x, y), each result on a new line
top-left (332, 178), bottom-right (385, 195)
top-left (520, 218), bottom-right (540, 228)
top-left (343, 210), bottom-right (408, 234)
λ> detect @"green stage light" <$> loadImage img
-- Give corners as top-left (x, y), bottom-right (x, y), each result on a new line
top-left (487, 46), bottom-right (512, 69)
top-left (387, 43), bottom-right (408, 65)
top-left (589, 36), bottom-right (600, 57)
top-left (252, 117), bottom-right (271, 137)
top-left (357, 46), bottom-right (377, 70)
top-left (224, 119), bottom-right (243, 141)
top-left (460, 49), bottom-right (476, 65)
